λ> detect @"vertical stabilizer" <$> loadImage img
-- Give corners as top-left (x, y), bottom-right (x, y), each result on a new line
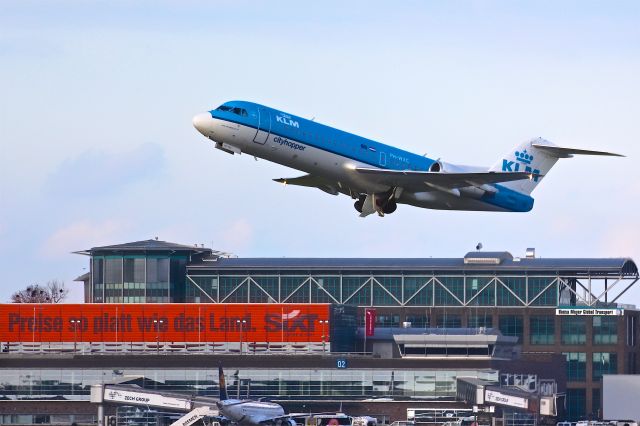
top-left (489, 137), bottom-right (559, 195)
top-left (218, 365), bottom-right (228, 401)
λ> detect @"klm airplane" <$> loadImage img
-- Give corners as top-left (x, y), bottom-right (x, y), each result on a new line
top-left (193, 101), bottom-right (622, 217)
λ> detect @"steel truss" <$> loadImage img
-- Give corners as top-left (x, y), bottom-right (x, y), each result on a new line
top-left (185, 272), bottom-right (639, 307)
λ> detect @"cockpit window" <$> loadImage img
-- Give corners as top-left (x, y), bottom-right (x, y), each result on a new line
top-left (216, 105), bottom-right (248, 117)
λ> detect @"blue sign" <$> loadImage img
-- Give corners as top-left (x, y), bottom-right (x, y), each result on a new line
top-left (336, 358), bottom-right (348, 369)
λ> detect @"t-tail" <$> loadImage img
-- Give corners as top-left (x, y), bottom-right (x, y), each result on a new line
top-left (489, 137), bottom-right (623, 195)
top-left (218, 365), bottom-right (228, 401)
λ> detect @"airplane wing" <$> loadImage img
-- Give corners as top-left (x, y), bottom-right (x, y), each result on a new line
top-left (354, 168), bottom-right (536, 192)
top-left (531, 143), bottom-right (625, 158)
top-left (274, 174), bottom-right (344, 196)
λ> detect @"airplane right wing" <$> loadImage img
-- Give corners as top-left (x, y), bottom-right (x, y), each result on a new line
top-left (354, 168), bottom-right (537, 192)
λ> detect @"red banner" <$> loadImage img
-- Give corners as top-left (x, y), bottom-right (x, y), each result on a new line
top-left (0, 303), bottom-right (330, 343)
top-left (365, 308), bottom-right (376, 336)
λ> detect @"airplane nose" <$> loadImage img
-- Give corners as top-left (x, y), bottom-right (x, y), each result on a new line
top-left (192, 112), bottom-right (213, 135)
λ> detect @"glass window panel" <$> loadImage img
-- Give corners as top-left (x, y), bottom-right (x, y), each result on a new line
top-left (593, 352), bottom-right (617, 380)
top-left (562, 316), bottom-right (586, 345)
top-left (499, 315), bottom-right (523, 343)
top-left (530, 316), bottom-right (555, 345)
top-left (563, 352), bottom-right (587, 381)
top-left (593, 316), bottom-right (618, 345)
top-left (497, 277), bottom-right (526, 306)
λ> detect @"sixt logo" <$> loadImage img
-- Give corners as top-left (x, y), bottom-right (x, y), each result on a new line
top-left (275, 114), bottom-right (299, 128)
top-left (515, 149), bottom-right (533, 164)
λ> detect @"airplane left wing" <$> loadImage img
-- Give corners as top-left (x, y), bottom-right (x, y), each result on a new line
top-left (274, 174), bottom-right (344, 196)
top-left (354, 168), bottom-right (536, 192)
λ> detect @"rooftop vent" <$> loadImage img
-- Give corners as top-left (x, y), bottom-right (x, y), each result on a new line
top-left (525, 248), bottom-right (536, 259)
top-left (464, 251), bottom-right (513, 265)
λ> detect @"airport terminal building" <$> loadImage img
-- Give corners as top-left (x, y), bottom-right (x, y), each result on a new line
top-left (1, 240), bottom-right (638, 424)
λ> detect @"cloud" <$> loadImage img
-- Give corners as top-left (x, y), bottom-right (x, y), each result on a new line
top-left (40, 219), bottom-right (129, 258)
top-left (44, 143), bottom-right (166, 198)
top-left (220, 219), bottom-right (254, 253)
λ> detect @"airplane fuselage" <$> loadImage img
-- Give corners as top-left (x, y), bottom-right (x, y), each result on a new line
top-left (220, 399), bottom-right (286, 426)
top-left (193, 101), bottom-right (535, 213)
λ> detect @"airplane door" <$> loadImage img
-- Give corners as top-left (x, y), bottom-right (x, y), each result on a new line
top-left (253, 108), bottom-right (271, 144)
top-left (379, 152), bottom-right (387, 167)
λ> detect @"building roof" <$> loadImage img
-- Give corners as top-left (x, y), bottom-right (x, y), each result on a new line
top-left (188, 254), bottom-right (638, 276)
top-left (74, 239), bottom-right (212, 256)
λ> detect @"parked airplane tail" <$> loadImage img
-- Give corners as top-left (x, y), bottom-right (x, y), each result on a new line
top-left (489, 137), bottom-right (623, 195)
top-left (218, 365), bottom-right (228, 401)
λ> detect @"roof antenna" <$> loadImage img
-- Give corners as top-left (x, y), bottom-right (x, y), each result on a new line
top-left (476, 242), bottom-right (483, 251)
top-left (155, 236), bottom-right (158, 241)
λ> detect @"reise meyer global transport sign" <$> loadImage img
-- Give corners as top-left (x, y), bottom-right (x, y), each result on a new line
top-left (555, 307), bottom-right (624, 316)
top-left (0, 303), bottom-right (329, 343)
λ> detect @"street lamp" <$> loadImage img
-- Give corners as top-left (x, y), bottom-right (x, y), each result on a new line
top-left (69, 319), bottom-right (80, 353)
top-left (236, 319), bottom-right (247, 354)
top-left (153, 319), bottom-right (165, 354)
top-left (318, 320), bottom-right (329, 352)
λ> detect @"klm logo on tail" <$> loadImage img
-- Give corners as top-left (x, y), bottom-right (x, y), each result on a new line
top-left (502, 150), bottom-right (540, 181)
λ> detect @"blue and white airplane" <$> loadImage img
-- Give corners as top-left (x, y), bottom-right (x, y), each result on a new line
top-left (193, 101), bottom-right (622, 217)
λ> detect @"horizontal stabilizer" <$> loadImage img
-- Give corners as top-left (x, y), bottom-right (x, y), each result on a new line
top-left (531, 143), bottom-right (624, 158)
top-left (354, 168), bottom-right (537, 191)
top-left (274, 174), bottom-right (340, 195)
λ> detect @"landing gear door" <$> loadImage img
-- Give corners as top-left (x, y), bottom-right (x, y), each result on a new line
top-left (253, 108), bottom-right (271, 144)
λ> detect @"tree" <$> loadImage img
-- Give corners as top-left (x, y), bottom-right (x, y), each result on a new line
top-left (11, 280), bottom-right (68, 303)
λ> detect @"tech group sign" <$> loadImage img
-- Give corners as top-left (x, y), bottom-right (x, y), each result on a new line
top-left (0, 303), bottom-right (330, 343)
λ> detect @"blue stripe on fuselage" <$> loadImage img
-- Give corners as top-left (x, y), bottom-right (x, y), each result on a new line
top-left (209, 101), bottom-right (534, 212)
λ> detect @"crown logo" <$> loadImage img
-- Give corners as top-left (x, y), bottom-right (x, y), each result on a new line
top-left (515, 150), bottom-right (533, 164)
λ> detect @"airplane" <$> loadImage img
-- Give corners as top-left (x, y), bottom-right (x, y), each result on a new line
top-left (193, 101), bottom-right (622, 217)
top-left (215, 366), bottom-right (296, 426)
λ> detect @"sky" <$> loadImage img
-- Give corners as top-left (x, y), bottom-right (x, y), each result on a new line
top-left (0, 1), bottom-right (639, 304)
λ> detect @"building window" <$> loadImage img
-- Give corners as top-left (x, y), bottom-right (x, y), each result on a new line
top-left (528, 277), bottom-right (557, 306)
top-left (468, 314), bottom-right (492, 328)
top-left (566, 388), bottom-right (586, 421)
top-left (530, 316), bottom-right (555, 345)
top-left (627, 315), bottom-right (636, 347)
top-left (592, 388), bottom-right (601, 419)
top-left (499, 315), bottom-right (523, 343)
top-left (437, 314), bottom-right (461, 328)
top-left (592, 352), bottom-right (617, 380)
top-left (564, 352), bottom-right (586, 381)
top-left (375, 315), bottom-right (400, 327)
top-left (593, 316), bottom-right (618, 345)
top-left (405, 314), bottom-right (429, 328)
top-left (562, 316), bottom-right (586, 345)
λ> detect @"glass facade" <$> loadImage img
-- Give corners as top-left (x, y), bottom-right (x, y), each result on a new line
top-left (593, 316), bottom-right (618, 345)
top-left (0, 368), bottom-right (498, 401)
top-left (92, 256), bottom-right (186, 303)
top-left (499, 315), bottom-right (523, 343)
top-left (530, 316), bottom-right (555, 345)
top-left (592, 353), bottom-right (617, 380)
top-left (564, 352), bottom-right (586, 381)
top-left (561, 317), bottom-right (586, 345)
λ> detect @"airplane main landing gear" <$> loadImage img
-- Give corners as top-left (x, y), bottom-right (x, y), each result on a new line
top-left (354, 195), bottom-right (366, 213)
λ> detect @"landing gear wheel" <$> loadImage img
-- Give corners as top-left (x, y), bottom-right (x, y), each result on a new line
top-left (383, 200), bottom-right (397, 214)
top-left (354, 195), bottom-right (366, 213)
